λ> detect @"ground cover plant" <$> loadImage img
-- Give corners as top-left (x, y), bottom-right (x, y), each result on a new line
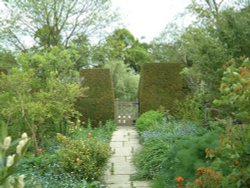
top-left (16, 121), bottom-right (116, 188)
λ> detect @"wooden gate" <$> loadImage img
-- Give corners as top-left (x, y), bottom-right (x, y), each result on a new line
top-left (115, 99), bottom-right (139, 126)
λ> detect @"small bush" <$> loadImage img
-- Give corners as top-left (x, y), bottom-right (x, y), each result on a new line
top-left (56, 134), bottom-right (111, 180)
top-left (136, 110), bottom-right (164, 132)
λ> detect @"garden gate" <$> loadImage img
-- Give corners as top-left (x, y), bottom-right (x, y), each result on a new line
top-left (115, 99), bottom-right (139, 126)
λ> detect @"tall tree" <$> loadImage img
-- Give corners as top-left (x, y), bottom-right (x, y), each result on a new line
top-left (93, 28), bottom-right (151, 72)
top-left (0, 0), bottom-right (118, 50)
top-left (103, 60), bottom-right (139, 100)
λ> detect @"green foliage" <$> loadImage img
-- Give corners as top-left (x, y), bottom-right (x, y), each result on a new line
top-left (69, 120), bottom-right (116, 142)
top-left (139, 63), bottom-right (185, 114)
top-left (0, 124), bottom-right (30, 187)
top-left (133, 137), bottom-right (170, 179)
top-left (161, 129), bottom-right (221, 186)
top-left (213, 57), bottom-right (250, 123)
top-left (103, 60), bottom-right (139, 100)
top-left (211, 124), bottom-right (250, 187)
top-left (150, 23), bottom-right (183, 63)
top-left (216, 6), bottom-right (250, 58)
top-left (0, 51), bottom-right (17, 71)
top-left (0, 0), bottom-right (118, 50)
top-left (77, 68), bottom-right (115, 127)
top-left (135, 110), bottom-right (164, 132)
top-left (184, 123), bottom-right (250, 188)
top-left (185, 167), bottom-right (223, 188)
top-left (152, 1), bottom-right (250, 123)
top-left (179, 27), bottom-right (229, 100)
top-left (133, 119), bottom-right (222, 187)
top-left (17, 121), bottom-right (116, 187)
top-left (0, 47), bottom-right (84, 151)
top-left (93, 28), bottom-right (152, 72)
top-left (56, 134), bottom-right (111, 180)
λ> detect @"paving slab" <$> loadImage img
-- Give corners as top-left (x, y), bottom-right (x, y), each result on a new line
top-left (103, 126), bottom-right (150, 188)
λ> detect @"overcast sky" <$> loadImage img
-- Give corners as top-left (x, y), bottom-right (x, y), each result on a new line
top-left (112, 0), bottom-right (192, 42)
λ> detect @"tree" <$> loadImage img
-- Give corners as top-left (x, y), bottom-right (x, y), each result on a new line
top-left (93, 28), bottom-right (152, 72)
top-left (150, 23), bottom-right (183, 63)
top-left (0, 0), bottom-right (118, 50)
top-left (103, 60), bottom-right (139, 100)
top-left (0, 51), bottom-right (17, 71)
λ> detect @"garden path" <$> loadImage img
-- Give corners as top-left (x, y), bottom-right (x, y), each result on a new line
top-left (103, 125), bottom-right (150, 188)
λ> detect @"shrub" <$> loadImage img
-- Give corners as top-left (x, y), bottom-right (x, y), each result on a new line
top-left (185, 167), bottom-right (223, 188)
top-left (136, 110), bottom-right (164, 132)
top-left (56, 134), bottom-right (111, 180)
top-left (211, 124), bottom-right (250, 188)
top-left (213, 57), bottom-right (250, 123)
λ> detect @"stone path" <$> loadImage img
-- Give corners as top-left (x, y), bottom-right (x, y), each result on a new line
top-left (103, 126), bottom-right (150, 188)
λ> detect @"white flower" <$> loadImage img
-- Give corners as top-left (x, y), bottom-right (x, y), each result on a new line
top-left (21, 133), bottom-right (28, 139)
top-left (8, 176), bottom-right (14, 188)
top-left (3, 136), bottom-right (11, 150)
top-left (18, 175), bottom-right (25, 188)
top-left (16, 140), bottom-right (26, 155)
top-left (6, 154), bottom-right (15, 167)
top-left (16, 133), bottom-right (29, 155)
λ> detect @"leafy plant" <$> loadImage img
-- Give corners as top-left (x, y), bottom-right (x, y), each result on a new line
top-left (214, 57), bottom-right (250, 123)
top-left (185, 167), bottom-right (223, 188)
top-left (211, 124), bottom-right (250, 188)
top-left (136, 111), bottom-right (164, 132)
top-left (56, 133), bottom-right (111, 180)
top-left (0, 47), bottom-right (85, 152)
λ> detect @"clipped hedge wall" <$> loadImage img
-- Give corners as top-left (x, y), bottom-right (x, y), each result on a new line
top-left (77, 69), bottom-right (115, 126)
top-left (139, 63), bottom-right (184, 115)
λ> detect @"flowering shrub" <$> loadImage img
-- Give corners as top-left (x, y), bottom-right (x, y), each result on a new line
top-left (176, 176), bottom-right (185, 188)
top-left (0, 125), bottom-right (30, 187)
top-left (185, 167), bottom-right (223, 188)
top-left (140, 121), bottom-right (201, 142)
top-left (214, 57), bottom-right (250, 123)
top-left (211, 125), bottom-right (250, 187)
top-left (56, 133), bottom-right (111, 180)
top-left (18, 121), bottom-right (116, 187)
